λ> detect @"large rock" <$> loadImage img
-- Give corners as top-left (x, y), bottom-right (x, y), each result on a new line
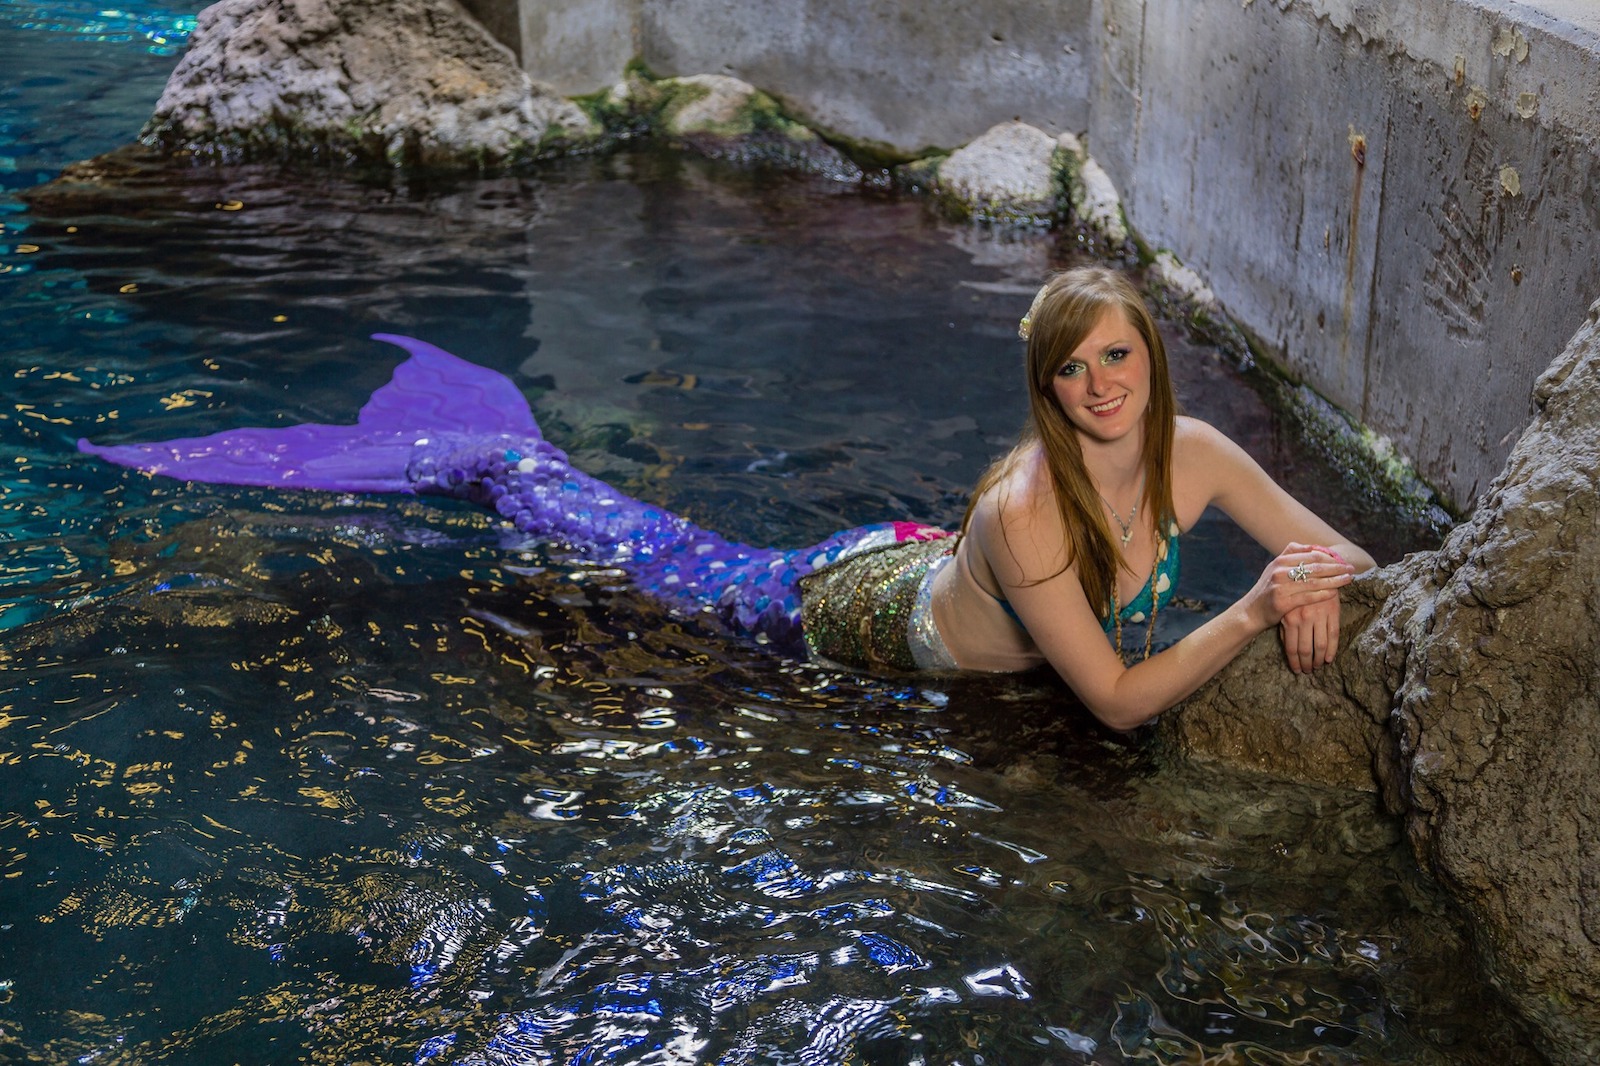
top-left (898, 121), bottom-right (1134, 241)
top-left (1165, 297), bottom-right (1600, 1062)
top-left (143, 0), bottom-right (597, 166)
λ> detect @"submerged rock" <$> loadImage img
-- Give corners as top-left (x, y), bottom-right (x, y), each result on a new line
top-left (143, 0), bottom-right (597, 166)
top-left (1166, 298), bottom-right (1600, 1062)
top-left (602, 72), bottom-right (861, 181)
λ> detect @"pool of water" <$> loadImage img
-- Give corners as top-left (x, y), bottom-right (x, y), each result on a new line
top-left (0, 5), bottom-right (1540, 1063)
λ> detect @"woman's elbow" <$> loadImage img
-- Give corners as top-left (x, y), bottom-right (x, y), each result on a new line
top-left (1059, 664), bottom-right (1167, 732)
top-left (1082, 694), bottom-right (1163, 733)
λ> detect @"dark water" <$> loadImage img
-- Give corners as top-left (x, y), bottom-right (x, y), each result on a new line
top-left (0, 5), bottom-right (1540, 1063)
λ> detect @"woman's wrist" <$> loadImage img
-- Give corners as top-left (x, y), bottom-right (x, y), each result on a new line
top-left (1230, 595), bottom-right (1273, 638)
top-left (1308, 543), bottom-right (1347, 565)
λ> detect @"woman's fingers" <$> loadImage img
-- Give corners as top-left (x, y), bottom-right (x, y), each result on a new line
top-left (1280, 620), bottom-right (1301, 673)
top-left (1278, 596), bottom-right (1344, 673)
top-left (1270, 572), bottom-right (1348, 622)
top-left (1275, 560), bottom-right (1355, 586)
top-left (1251, 552), bottom-right (1356, 632)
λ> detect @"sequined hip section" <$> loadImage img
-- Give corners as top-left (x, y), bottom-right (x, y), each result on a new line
top-left (906, 551), bottom-right (958, 670)
top-left (798, 535), bottom-right (957, 672)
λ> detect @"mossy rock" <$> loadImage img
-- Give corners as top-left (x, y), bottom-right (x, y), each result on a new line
top-left (597, 72), bottom-right (861, 180)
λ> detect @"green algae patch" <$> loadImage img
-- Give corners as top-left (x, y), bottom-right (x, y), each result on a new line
top-left (581, 71), bottom-right (861, 179)
top-left (1289, 387), bottom-right (1456, 533)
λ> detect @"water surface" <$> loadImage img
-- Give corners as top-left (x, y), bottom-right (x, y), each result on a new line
top-left (0, 7), bottom-right (1538, 1064)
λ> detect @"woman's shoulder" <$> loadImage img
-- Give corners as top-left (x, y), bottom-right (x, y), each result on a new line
top-left (973, 443), bottom-right (1054, 523)
top-left (1172, 415), bottom-right (1268, 510)
top-left (967, 444), bottom-right (1071, 580)
top-left (1173, 416), bottom-right (1251, 471)
top-left (1174, 414), bottom-right (1229, 448)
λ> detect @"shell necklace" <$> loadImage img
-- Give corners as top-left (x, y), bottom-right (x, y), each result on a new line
top-left (1098, 471), bottom-right (1146, 548)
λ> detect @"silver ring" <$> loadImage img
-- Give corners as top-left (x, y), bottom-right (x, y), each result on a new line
top-left (1289, 563), bottom-right (1312, 582)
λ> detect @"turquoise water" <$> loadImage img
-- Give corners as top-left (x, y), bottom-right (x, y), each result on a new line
top-left (0, 5), bottom-right (1539, 1064)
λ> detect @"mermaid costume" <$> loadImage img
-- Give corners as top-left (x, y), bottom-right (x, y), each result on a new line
top-left (79, 335), bottom-right (1177, 672)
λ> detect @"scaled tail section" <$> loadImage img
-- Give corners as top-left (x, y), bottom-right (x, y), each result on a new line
top-left (77, 335), bottom-right (541, 494)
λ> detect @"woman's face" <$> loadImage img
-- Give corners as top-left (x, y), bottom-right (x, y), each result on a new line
top-left (1049, 307), bottom-right (1151, 447)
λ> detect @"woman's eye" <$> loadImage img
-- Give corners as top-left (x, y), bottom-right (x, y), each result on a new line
top-left (1057, 362), bottom-right (1084, 378)
top-left (1102, 347), bottom-right (1130, 365)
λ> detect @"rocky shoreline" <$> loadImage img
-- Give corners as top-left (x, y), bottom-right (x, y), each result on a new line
top-left (138, 0), bottom-right (1140, 238)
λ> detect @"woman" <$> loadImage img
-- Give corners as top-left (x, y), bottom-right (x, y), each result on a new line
top-left (81, 268), bottom-right (1371, 730)
top-left (801, 267), bottom-right (1373, 729)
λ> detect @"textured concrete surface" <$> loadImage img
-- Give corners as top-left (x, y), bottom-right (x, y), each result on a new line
top-left (1087, 0), bottom-right (1600, 509)
top-left (504, 0), bottom-right (1093, 154)
top-left (516, 0), bottom-right (633, 97)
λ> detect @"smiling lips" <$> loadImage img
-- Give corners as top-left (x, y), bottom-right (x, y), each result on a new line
top-left (1087, 395), bottom-right (1127, 416)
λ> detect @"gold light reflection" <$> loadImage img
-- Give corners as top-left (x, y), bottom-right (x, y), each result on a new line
top-left (158, 389), bottom-right (213, 411)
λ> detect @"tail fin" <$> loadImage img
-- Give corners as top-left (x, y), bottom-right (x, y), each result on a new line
top-left (78, 334), bottom-right (541, 493)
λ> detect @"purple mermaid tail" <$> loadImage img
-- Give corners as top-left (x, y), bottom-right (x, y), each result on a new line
top-left (80, 335), bottom-right (940, 651)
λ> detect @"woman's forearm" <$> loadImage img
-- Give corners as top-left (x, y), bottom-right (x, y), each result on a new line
top-left (1326, 541), bottom-right (1377, 573)
top-left (1081, 541), bottom-right (1357, 730)
top-left (1086, 603), bottom-right (1263, 731)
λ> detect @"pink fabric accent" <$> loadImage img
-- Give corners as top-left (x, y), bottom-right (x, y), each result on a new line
top-left (1309, 543), bottom-right (1348, 565)
top-left (892, 522), bottom-right (955, 543)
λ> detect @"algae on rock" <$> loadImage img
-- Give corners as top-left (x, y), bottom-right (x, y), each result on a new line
top-left (596, 72), bottom-right (861, 180)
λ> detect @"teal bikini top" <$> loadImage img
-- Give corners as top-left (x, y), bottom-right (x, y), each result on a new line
top-left (997, 521), bottom-right (1181, 634)
top-left (1107, 522), bottom-right (1181, 632)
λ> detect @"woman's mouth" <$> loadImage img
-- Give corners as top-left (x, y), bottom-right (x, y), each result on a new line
top-left (1087, 396), bottom-right (1126, 416)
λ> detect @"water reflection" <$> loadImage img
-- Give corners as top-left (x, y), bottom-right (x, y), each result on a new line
top-left (0, 11), bottom-right (1531, 1062)
top-left (1, 533), bottom-right (1534, 1061)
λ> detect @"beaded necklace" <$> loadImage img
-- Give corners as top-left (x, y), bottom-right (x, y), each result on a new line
top-left (1109, 534), bottom-right (1165, 663)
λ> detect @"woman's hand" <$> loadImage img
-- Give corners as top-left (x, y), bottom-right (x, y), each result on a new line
top-left (1244, 543), bottom-right (1355, 638)
top-left (1280, 595), bottom-right (1341, 673)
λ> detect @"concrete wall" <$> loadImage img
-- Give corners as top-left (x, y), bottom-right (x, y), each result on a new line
top-left (494, 0), bottom-right (1600, 511)
top-left (1089, 0), bottom-right (1600, 506)
top-left (509, 0), bottom-right (1094, 154)
top-left (516, 0), bottom-right (635, 96)
top-left (636, 0), bottom-right (1093, 154)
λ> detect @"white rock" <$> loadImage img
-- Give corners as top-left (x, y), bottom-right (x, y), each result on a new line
top-left (1151, 251), bottom-right (1217, 308)
top-left (939, 120), bottom-right (1058, 207)
top-left (1055, 132), bottom-right (1128, 244)
top-left (662, 74), bottom-right (760, 134)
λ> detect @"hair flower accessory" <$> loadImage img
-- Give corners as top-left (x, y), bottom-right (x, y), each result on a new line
top-left (1018, 281), bottom-right (1051, 341)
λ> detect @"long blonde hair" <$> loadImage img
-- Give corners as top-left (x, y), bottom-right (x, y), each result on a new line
top-left (961, 267), bottom-right (1177, 620)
